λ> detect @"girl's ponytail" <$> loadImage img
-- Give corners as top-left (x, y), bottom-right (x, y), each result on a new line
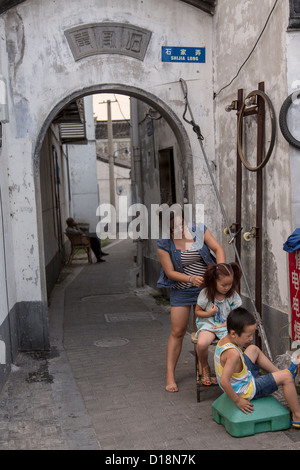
top-left (230, 262), bottom-right (242, 293)
top-left (203, 264), bottom-right (218, 303)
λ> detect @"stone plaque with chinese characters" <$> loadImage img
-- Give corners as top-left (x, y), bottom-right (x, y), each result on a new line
top-left (65, 23), bottom-right (152, 61)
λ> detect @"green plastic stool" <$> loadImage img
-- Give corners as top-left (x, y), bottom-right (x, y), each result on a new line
top-left (212, 393), bottom-right (291, 437)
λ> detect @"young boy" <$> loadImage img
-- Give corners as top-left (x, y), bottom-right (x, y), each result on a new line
top-left (214, 307), bottom-right (300, 428)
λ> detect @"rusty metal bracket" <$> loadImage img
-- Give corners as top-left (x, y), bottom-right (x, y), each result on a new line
top-left (237, 88), bottom-right (276, 172)
top-left (179, 78), bottom-right (273, 361)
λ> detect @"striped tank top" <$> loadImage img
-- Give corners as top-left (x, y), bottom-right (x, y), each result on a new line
top-left (174, 248), bottom-right (207, 289)
top-left (214, 342), bottom-right (256, 399)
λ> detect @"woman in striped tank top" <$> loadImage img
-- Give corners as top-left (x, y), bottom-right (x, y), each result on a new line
top-left (157, 209), bottom-right (225, 393)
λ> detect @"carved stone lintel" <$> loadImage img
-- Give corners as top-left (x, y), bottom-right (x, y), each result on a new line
top-left (65, 23), bottom-right (152, 61)
top-left (288, 0), bottom-right (300, 31)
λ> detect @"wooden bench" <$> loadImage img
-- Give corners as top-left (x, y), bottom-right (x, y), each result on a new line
top-left (191, 331), bottom-right (218, 402)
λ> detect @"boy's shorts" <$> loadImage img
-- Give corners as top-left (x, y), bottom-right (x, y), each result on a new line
top-left (243, 353), bottom-right (278, 399)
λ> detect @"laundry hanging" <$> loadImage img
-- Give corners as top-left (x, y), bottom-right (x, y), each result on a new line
top-left (283, 229), bottom-right (300, 253)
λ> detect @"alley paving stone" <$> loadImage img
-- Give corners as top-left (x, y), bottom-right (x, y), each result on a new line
top-left (0, 238), bottom-right (300, 451)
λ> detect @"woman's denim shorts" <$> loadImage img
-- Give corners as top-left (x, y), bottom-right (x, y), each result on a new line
top-left (170, 286), bottom-right (201, 307)
top-left (243, 353), bottom-right (278, 399)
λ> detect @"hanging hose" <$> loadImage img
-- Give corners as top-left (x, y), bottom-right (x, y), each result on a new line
top-left (179, 78), bottom-right (273, 361)
top-left (237, 90), bottom-right (277, 172)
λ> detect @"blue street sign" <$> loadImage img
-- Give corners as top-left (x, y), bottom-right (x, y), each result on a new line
top-left (162, 46), bottom-right (205, 63)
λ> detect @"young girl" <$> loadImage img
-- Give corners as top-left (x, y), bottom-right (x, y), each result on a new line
top-left (195, 262), bottom-right (242, 386)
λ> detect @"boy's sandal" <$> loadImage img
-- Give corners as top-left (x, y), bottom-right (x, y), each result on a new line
top-left (291, 421), bottom-right (300, 429)
top-left (285, 362), bottom-right (298, 381)
top-left (210, 375), bottom-right (218, 385)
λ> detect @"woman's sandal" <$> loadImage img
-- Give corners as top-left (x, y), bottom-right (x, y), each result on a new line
top-left (201, 365), bottom-right (218, 386)
top-left (201, 366), bottom-right (212, 386)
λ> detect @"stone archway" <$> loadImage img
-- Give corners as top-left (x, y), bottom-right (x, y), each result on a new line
top-left (33, 82), bottom-right (194, 343)
top-left (34, 83), bottom-right (193, 173)
top-left (3, 1), bottom-right (214, 354)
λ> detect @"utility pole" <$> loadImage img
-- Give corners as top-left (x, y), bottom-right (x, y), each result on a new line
top-left (107, 100), bottom-right (116, 210)
top-left (130, 98), bottom-right (144, 287)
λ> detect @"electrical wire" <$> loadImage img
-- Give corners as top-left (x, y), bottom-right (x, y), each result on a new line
top-left (214, 0), bottom-right (279, 99)
top-left (113, 94), bottom-right (131, 125)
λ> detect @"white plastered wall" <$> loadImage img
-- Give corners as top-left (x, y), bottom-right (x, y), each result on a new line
top-left (213, 0), bottom-right (292, 351)
top-left (3, 0), bottom-right (216, 305)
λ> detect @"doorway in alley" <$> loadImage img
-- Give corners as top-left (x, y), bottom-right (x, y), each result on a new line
top-left (158, 148), bottom-right (176, 205)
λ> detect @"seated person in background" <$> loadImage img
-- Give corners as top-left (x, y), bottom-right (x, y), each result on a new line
top-left (214, 307), bottom-right (300, 429)
top-left (66, 217), bottom-right (108, 263)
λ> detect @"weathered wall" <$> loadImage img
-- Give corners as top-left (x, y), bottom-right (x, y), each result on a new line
top-left (40, 124), bottom-right (70, 298)
top-left (96, 129), bottom-right (132, 223)
top-left (1, 0), bottom-right (296, 370)
top-left (286, 28), bottom-right (300, 231)
top-left (97, 160), bottom-right (131, 223)
top-left (68, 97), bottom-right (99, 233)
top-left (0, 16), bottom-right (19, 384)
top-left (213, 0), bottom-right (292, 356)
top-left (1, 0), bottom-right (216, 351)
top-left (135, 99), bottom-right (182, 287)
top-left (40, 100), bottom-right (98, 299)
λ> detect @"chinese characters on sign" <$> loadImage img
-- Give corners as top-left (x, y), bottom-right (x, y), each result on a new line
top-left (161, 46), bottom-right (205, 63)
top-left (65, 23), bottom-right (152, 61)
top-left (289, 250), bottom-right (300, 340)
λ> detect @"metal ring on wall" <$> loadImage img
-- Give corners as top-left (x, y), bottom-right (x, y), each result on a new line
top-left (279, 90), bottom-right (300, 150)
top-left (237, 90), bottom-right (277, 172)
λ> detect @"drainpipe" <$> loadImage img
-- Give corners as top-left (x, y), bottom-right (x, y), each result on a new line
top-left (130, 98), bottom-right (144, 287)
